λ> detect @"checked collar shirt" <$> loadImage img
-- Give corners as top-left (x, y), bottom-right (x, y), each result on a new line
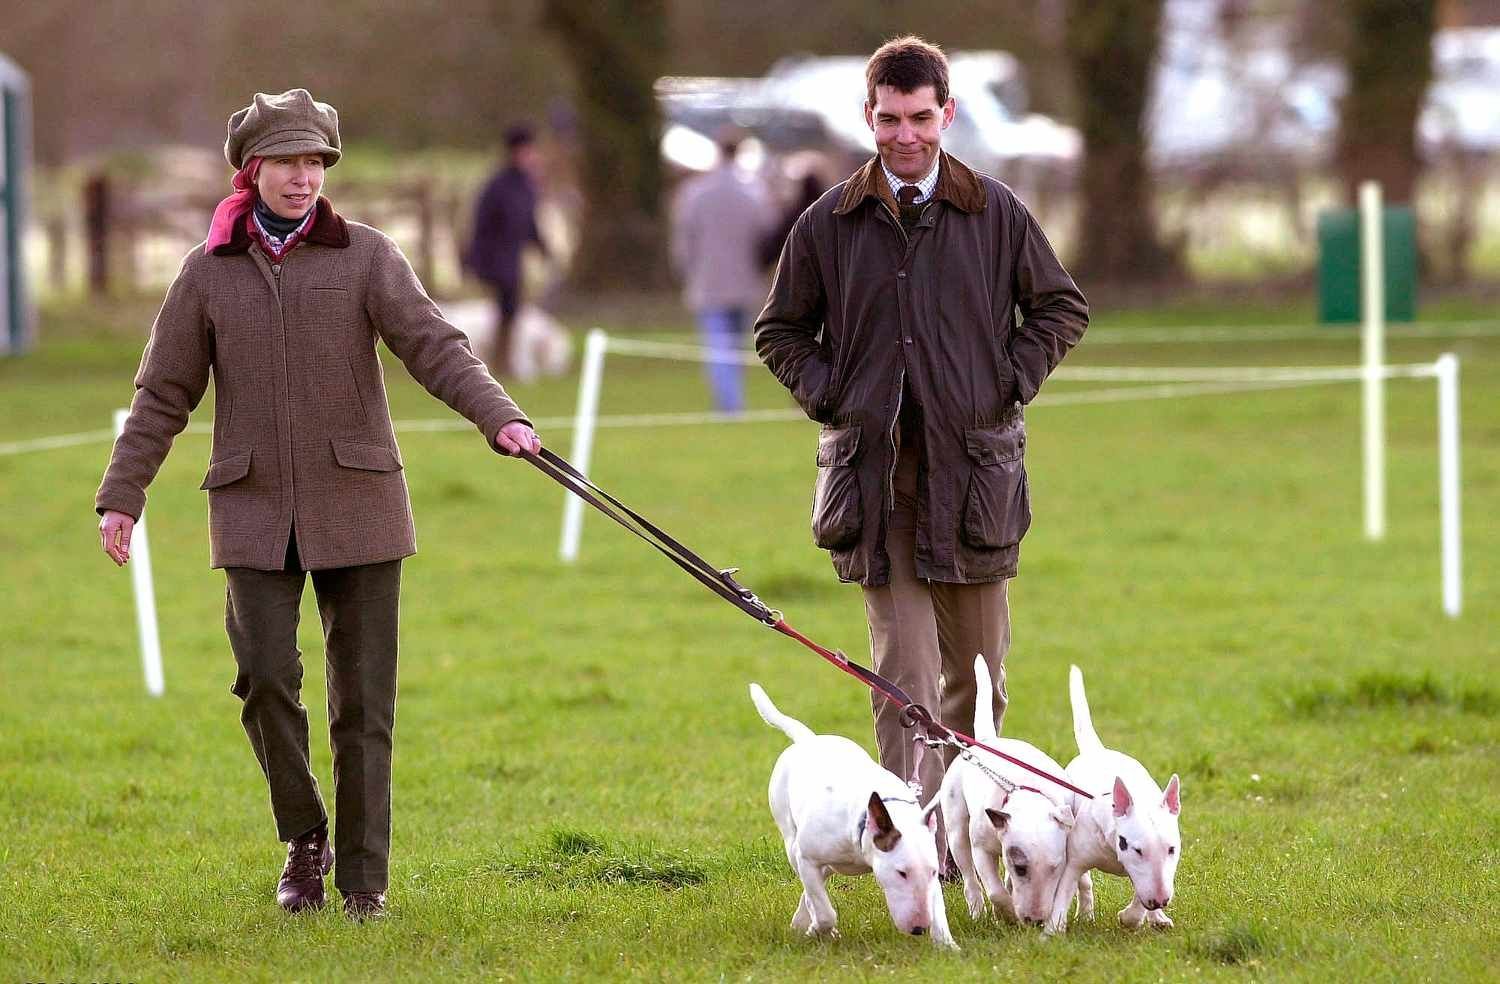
top-left (881, 157), bottom-right (941, 205)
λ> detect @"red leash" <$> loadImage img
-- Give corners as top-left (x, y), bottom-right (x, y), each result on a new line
top-left (771, 619), bottom-right (1095, 799)
top-left (526, 447), bottom-right (1094, 801)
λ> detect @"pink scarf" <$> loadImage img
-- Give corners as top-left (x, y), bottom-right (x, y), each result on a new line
top-left (205, 157), bottom-right (261, 253)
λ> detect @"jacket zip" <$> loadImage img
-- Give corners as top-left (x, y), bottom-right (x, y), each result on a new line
top-left (266, 252), bottom-right (299, 563)
top-left (879, 199), bottom-right (927, 576)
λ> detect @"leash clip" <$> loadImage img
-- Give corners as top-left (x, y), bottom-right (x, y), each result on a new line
top-left (719, 567), bottom-right (754, 600)
top-left (720, 567), bottom-right (779, 625)
top-left (898, 702), bottom-right (937, 733)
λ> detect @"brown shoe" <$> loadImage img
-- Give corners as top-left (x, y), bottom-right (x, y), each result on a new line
top-left (276, 825), bottom-right (333, 913)
top-left (342, 891), bottom-right (387, 922)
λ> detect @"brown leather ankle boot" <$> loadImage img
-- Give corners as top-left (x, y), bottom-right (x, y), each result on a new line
top-left (342, 891), bottom-right (387, 922)
top-left (276, 824), bottom-right (333, 913)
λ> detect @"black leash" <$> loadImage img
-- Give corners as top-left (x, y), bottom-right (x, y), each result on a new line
top-left (527, 448), bottom-right (775, 624)
top-left (522, 447), bottom-right (1095, 800)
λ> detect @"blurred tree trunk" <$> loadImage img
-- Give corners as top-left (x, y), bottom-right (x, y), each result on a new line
top-left (1064, 0), bottom-right (1180, 285)
top-left (541, 0), bottom-right (669, 290)
top-left (1335, 0), bottom-right (1435, 206)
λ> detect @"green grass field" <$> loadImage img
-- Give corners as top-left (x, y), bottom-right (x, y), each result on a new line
top-left (1, 295), bottom-right (1496, 982)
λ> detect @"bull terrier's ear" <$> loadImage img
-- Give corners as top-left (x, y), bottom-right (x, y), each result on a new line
top-left (1163, 774), bottom-right (1182, 816)
top-left (1112, 777), bottom-right (1134, 818)
top-left (924, 806), bottom-right (939, 833)
top-left (984, 808), bottom-right (1010, 830)
top-left (1051, 806), bottom-right (1075, 830)
top-left (868, 793), bottom-right (903, 852)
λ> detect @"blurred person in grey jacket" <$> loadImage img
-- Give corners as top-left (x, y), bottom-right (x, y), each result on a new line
top-left (670, 130), bottom-right (773, 413)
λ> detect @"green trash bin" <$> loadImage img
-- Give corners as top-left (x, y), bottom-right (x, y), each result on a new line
top-left (1317, 205), bottom-right (1417, 323)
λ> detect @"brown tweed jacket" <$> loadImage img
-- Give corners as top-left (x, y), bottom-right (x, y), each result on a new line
top-left (96, 199), bottom-right (529, 571)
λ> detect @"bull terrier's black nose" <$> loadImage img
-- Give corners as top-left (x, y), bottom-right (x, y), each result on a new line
top-left (910, 926), bottom-right (927, 936)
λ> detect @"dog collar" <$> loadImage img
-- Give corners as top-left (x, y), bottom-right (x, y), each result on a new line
top-left (856, 795), bottom-right (920, 841)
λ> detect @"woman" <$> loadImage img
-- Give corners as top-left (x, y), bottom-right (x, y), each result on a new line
top-left (95, 89), bottom-right (541, 921)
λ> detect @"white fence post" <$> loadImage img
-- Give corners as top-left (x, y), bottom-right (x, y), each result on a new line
top-left (1435, 354), bottom-right (1462, 617)
top-left (559, 328), bottom-right (608, 563)
top-left (1360, 180), bottom-right (1386, 541)
top-left (115, 409), bottom-right (164, 696)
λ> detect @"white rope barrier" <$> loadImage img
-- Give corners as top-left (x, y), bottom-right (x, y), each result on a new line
top-left (0, 363), bottom-right (1445, 456)
top-left (71, 339), bottom-right (1467, 697)
top-left (558, 331), bottom-right (1461, 621)
top-left (0, 428), bottom-right (122, 456)
top-left (601, 335), bottom-right (766, 366)
top-left (1053, 363), bottom-right (1436, 383)
top-left (1082, 319), bottom-right (1500, 345)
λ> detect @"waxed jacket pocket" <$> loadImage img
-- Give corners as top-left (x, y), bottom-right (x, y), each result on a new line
top-left (811, 425), bottom-right (863, 550)
top-left (331, 438), bottom-right (403, 472)
top-left (960, 423), bottom-right (1030, 549)
top-left (199, 449), bottom-right (252, 490)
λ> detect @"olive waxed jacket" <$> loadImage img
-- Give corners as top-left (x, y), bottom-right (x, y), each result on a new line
top-left (96, 199), bottom-right (528, 571)
top-left (754, 153), bottom-right (1088, 587)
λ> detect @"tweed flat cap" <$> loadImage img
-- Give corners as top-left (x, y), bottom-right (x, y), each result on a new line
top-left (225, 89), bottom-right (341, 169)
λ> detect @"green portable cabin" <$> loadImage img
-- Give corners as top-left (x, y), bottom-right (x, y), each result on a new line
top-left (0, 53), bottom-right (32, 355)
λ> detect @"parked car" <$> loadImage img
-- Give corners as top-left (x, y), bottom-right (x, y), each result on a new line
top-left (1148, 0), bottom-right (1500, 176)
top-left (755, 52), bottom-right (1082, 193)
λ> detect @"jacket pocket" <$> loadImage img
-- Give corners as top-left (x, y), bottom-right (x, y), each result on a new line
top-left (960, 422), bottom-right (1030, 549)
top-left (795, 355), bottom-right (837, 424)
top-left (331, 438), bottom-right (403, 472)
top-left (810, 424), bottom-right (863, 550)
top-left (199, 449), bottom-right (252, 490)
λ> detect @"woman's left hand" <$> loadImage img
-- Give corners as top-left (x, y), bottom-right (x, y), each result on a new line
top-left (495, 420), bottom-right (542, 456)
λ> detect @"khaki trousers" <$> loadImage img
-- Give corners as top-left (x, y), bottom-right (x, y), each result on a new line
top-left (861, 443), bottom-right (1011, 810)
top-left (224, 539), bottom-right (401, 894)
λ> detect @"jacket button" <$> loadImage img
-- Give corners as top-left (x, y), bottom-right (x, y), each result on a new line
top-left (896, 271), bottom-right (907, 279)
top-left (271, 264), bottom-right (281, 275)
top-left (904, 338), bottom-right (913, 345)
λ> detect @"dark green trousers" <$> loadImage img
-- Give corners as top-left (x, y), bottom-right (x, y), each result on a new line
top-left (225, 548), bottom-right (402, 894)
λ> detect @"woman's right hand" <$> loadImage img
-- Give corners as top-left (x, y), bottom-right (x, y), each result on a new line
top-left (99, 510), bottom-right (135, 566)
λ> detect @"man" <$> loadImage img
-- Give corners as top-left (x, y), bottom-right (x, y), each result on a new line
top-left (96, 89), bottom-right (541, 920)
top-left (467, 123), bottom-right (549, 376)
top-left (670, 128), bottom-right (772, 413)
top-left (754, 37), bottom-right (1088, 838)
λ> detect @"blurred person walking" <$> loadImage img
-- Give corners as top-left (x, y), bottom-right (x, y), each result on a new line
top-left (754, 37), bottom-right (1088, 861)
top-left (467, 123), bottom-right (550, 377)
top-left (95, 89), bottom-right (541, 921)
top-left (670, 129), bottom-right (773, 414)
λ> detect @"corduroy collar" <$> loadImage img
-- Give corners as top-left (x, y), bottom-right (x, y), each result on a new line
top-left (833, 151), bottom-right (987, 217)
top-left (211, 196), bottom-right (349, 255)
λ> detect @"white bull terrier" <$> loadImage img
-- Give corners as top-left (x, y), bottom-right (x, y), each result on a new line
top-left (1045, 665), bottom-right (1182, 935)
top-left (749, 684), bottom-right (956, 949)
top-left (936, 657), bottom-right (1076, 927)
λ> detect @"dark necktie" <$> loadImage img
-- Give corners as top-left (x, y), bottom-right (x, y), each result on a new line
top-left (896, 185), bottom-right (922, 232)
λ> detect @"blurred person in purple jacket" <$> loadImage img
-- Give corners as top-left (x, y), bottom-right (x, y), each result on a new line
top-left (670, 129), bottom-right (774, 414)
top-left (467, 124), bottom-right (549, 376)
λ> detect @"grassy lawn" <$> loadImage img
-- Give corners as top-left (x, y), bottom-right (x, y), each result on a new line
top-left (0, 294), bottom-right (1495, 981)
